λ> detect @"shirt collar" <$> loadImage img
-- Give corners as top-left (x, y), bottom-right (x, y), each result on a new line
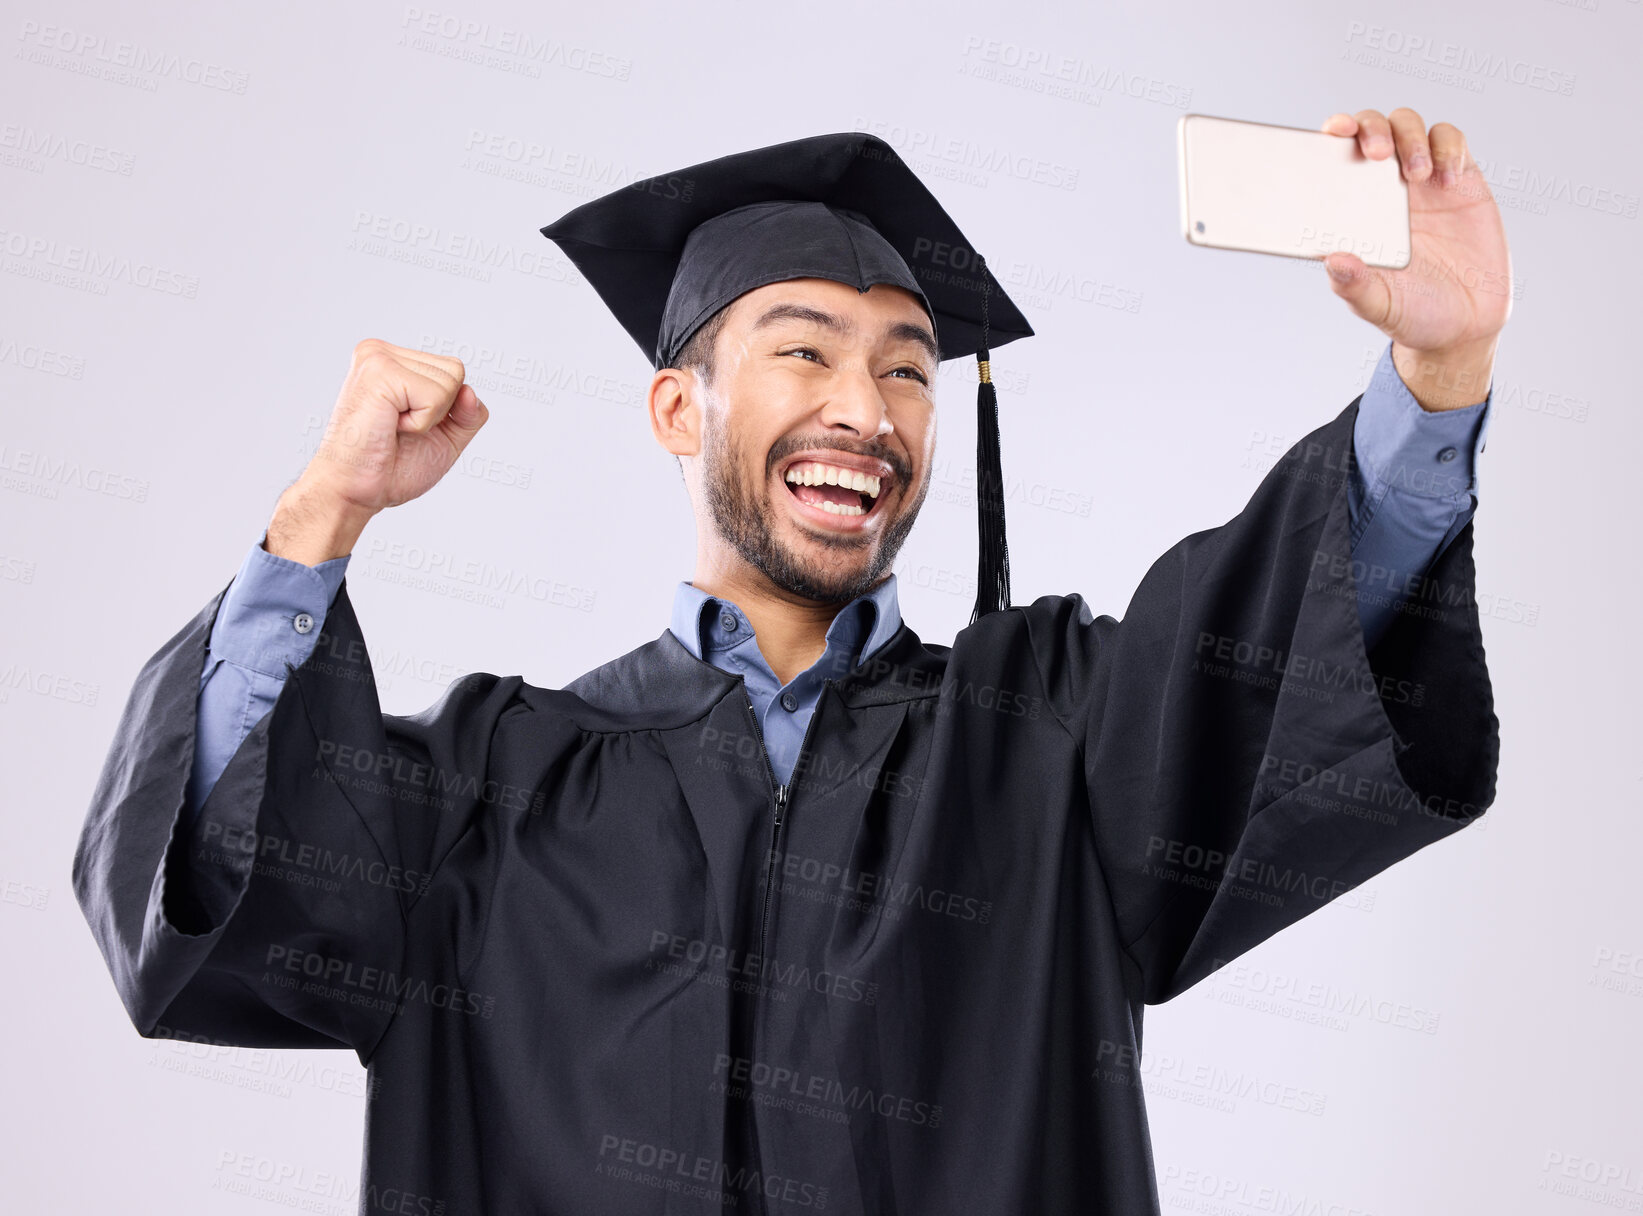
top-left (669, 574), bottom-right (902, 669)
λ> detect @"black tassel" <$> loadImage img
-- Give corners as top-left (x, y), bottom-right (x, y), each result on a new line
top-left (971, 254), bottom-right (1011, 625)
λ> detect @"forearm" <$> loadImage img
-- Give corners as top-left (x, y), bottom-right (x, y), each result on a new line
top-left (186, 540), bottom-right (351, 818)
top-left (1349, 341), bottom-right (1492, 651)
top-left (1391, 334), bottom-right (1498, 413)
top-left (265, 478), bottom-right (377, 566)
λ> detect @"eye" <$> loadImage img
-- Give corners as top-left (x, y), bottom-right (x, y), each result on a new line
top-left (779, 347), bottom-right (928, 386)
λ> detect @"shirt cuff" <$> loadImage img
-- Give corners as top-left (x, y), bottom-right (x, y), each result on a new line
top-left (1355, 340), bottom-right (1493, 509)
top-left (208, 535), bottom-right (351, 677)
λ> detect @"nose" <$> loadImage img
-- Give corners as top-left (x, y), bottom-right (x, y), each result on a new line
top-left (817, 366), bottom-right (894, 441)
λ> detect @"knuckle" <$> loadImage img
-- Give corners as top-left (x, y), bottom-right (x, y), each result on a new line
top-left (416, 346), bottom-right (457, 372)
top-left (355, 344), bottom-right (392, 373)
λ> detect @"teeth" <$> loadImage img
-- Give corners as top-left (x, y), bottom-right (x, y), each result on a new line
top-left (783, 461), bottom-right (882, 499)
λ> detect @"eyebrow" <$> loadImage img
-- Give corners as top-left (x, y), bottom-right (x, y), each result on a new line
top-left (749, 301), bottom-right (940, 367)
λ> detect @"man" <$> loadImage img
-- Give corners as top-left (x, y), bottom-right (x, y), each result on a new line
top-left (75, 113), bottom-right (1503, 1214)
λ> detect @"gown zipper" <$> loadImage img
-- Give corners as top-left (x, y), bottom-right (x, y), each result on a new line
top-left (737, 675), bottom-right (833, 1216)
top-left (741, 678), bottom-right (833, 975)
top-left (737, 686), bottom-right (782, 1003)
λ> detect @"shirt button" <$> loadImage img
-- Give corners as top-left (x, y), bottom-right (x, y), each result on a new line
top-left (719, 612), bottom-right (738, 634)
top-left (293, 612), bottom-right (315, 635)
top-left (1438, 447), bottom-right (1458, 463)
top-left (781, 693), bottom-right (799, 712)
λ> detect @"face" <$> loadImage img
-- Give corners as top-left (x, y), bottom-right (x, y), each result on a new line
top-left (653, 277), bottom-right (940, 606)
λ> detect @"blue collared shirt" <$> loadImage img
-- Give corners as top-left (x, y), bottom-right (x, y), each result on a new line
top-left (1349, 345), bottom-right (1491, 638)
top-left (183, 340), bottom-right (1493, 815)
top-left (669, 575), bottom-right (902, 786)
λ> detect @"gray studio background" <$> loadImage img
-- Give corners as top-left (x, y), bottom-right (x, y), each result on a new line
top-left (4, 0), bottom-right (1638, 1211)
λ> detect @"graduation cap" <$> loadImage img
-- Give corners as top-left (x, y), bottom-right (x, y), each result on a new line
top-left (539, 131), bottom-right (1033, 623)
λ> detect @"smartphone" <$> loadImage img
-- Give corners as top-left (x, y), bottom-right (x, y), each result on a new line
top-left (1178, 113), bottom-right (1410, 269)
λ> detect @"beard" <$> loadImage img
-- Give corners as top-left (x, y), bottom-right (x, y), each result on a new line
top-left (700, 410), bottom-right (925, 606)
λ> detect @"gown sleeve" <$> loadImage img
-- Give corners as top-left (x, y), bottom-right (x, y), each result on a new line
top-left (72, 577), bottom-right (526, 1060)
top-left (1023, 395), bottom-right (1499, 1005)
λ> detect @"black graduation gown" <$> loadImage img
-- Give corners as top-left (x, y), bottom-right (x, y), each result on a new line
top-left (73, 396), bottom-right (1498, 1215)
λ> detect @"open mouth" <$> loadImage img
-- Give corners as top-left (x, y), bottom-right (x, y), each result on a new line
top-left (781, 459), bottom-right (885, 520)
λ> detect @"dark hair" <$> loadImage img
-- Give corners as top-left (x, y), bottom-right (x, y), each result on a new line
top-left (671, 305), bottom-right (730, 388)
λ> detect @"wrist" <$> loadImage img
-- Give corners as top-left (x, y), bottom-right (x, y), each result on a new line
top-left (266, 478), bottom-right (375, 566)
top-left (1391, 335), bottom-right (1499, 412)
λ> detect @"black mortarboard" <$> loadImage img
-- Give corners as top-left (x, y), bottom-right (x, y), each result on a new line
top-left (539, 131), bottom-right (1034, 622)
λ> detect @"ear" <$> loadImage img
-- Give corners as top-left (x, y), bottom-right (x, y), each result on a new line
top-left (649, 367), bottom-right (701, 458)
